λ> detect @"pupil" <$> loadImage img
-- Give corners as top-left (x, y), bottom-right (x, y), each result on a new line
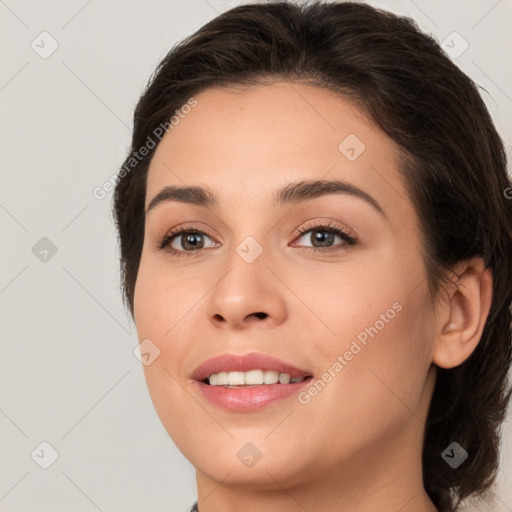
top-left (183, 233), bottom-right (203, 250)
top-left (313, 230), bottom-right (333, 247)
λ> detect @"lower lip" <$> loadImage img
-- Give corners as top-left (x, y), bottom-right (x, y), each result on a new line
top-left (194, 378), bottom-right (312, 411)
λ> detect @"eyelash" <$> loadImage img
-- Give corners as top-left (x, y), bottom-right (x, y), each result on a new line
top-left (156, 220), bottom-right (357, 258)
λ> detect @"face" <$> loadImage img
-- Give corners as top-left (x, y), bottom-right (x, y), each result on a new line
top-left (133, 82), bottom-right (437, 491)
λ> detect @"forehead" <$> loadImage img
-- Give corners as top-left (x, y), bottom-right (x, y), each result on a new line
top-left (145, 82), bottom-right (410, 217)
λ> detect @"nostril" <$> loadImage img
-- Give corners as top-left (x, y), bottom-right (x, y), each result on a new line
top-left (253, 312), bottom-right (267, 319)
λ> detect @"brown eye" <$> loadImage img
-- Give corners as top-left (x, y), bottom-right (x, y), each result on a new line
top-left (158, 227), bottom-right (218, 254)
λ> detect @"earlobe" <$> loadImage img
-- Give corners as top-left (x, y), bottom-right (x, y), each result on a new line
top-left (432, 258), bottom-right (493, 369)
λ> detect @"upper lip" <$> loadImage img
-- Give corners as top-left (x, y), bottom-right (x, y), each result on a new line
top-left (192, 352), bottom-right (314, 382)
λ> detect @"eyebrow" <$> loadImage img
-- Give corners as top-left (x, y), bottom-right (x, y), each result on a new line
top-left (145, 179), bottom-right (386, 217)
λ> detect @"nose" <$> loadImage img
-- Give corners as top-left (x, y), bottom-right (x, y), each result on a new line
top-left (205, 250), bottom-right (287, 331)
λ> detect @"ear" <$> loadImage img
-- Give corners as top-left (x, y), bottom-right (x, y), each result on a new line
top-left (432, 257), bottom-right (493, 369)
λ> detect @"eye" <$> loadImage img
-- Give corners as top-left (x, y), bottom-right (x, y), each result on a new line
top-left (156, 220), bottom-right (357, 257)
top-left (292, 221), bottom-right (357, 253)
top-left (157, 224), bottom-right (218, 256)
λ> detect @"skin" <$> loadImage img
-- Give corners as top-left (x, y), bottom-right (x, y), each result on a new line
top-left (133, 82), bottom-right (492, 512)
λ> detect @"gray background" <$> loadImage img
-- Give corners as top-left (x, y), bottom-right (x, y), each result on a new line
top-left (1, 1), bottom-right (511, 511)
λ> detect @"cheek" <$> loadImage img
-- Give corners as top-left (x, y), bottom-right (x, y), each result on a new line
top-left (292, 297), bottom-right (434, 468)
top-left (133, 255), bottom-right (200, 341)
top-left (133, 260), bottom-right (180, 392)
top-left (281, 256), bottom-right (408, 361)
top-left (296, 253), bottom-right (433, 429)
top-left (133, 259), bottom-right (200, 442)
top-left (327, 287), bottom-right (433, 432)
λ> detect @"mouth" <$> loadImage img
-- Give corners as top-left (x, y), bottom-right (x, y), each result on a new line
top-left (191, 352), bottom-right (313, 411)
top-left (204, 370), bottom-right (311, 387)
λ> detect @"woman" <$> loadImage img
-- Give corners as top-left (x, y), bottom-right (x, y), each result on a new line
top-left (112, 2), bottom-right (512, 511)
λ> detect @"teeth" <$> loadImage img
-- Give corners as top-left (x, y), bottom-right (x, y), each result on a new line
top-left (264, 371), bottom-right (279, 385)
top-left (207, 370), bottom-right (307, 386)
top-left (246, 369), bottom-right (265, 385)
top-left (228, 371), bottom-right (245, 386)
top-left (279, 373), bottom-right (291, 384)
top-left (215, 372), bottom-right (228, 386)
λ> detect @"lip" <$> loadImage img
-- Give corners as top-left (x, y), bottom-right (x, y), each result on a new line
top-left (191, 352), bottom-right (314, 412)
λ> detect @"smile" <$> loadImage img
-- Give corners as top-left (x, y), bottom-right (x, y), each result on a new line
top-left (206, 370), bottom-right (308, 386)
